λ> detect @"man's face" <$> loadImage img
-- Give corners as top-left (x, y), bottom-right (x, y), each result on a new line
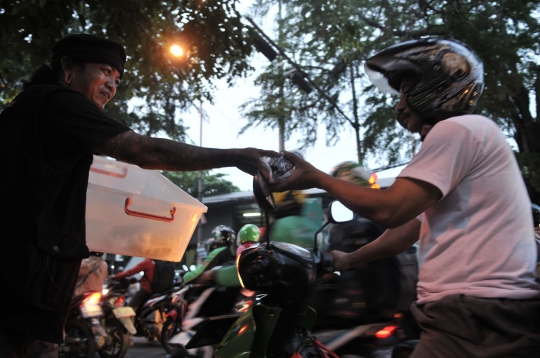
top-left (68, 63), bottom-right (121, 110)
top-left (395, 76), bottom-right (423, 134)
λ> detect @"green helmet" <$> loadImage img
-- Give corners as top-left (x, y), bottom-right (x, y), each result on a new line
top-left (330, 161), bottom-right (378, 188)
top-left (238, 224), bottom-right (261, 244)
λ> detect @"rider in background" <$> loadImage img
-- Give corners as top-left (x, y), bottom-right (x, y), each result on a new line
top-left (326, 162), bottom-right (415, 320)
top-left (183, 226), bottom-right (240, 318)
top-left (183, 225), bottom-right (236, 284)
top-left (236, 224), bottom-right (261, 256)
top-left (269, 190), bottom-right (318, 248)
top-left (111, 258), bottom-right (155, 312)
top-left (75, 252), bottom-right (108, 296)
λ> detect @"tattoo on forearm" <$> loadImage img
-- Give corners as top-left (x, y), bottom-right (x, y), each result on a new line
top-left (95, 130), bottom-right (238, 171)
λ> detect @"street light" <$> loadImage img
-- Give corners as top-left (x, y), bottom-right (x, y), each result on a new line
top-left (164, 41), bottom-right (192, 65)
top-left (169, 44), bottom-right (184, 57)
top-left (164, 41), bottom-right (204, 262)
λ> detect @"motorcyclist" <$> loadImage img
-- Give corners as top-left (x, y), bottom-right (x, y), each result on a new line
top-left (236, 224), bottom-right (261, 256)
top-left (75, 251), bottom-right (108, 296)
top-left (183, 225), bottom-right (236, 284)
top-left (269, 190), bottom-right (319, 248)
top-left (181, 225), bottom-right (241, 319)
top-left (323, 162), bottom-right (415, 322)
top-left (111, 258), bottom-right (156, 312)
top-left (306, 163), bottom-right (409, 329)
top-left (272, 38), bottom-right (540, 357)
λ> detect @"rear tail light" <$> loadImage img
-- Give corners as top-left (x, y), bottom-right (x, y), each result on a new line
top-left (375, 325), bottom-right (397, 339)
top-left (115, 296), bottom-right (125, 307)
top-left (82, 292), bottom-right (102, 306)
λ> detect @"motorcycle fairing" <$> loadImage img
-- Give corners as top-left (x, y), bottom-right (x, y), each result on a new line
top-left (215, 303), bottom-right (318, 358)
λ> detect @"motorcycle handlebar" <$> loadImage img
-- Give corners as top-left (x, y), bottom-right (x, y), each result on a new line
top-left (319, 250), bottom-right (334, 275)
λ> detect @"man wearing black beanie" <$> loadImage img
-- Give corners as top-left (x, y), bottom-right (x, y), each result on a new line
top-left (0, 34), bottom-right (278, 356)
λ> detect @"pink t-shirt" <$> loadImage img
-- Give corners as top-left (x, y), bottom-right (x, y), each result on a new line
top-left (399, 115), bottom-right (539, 304)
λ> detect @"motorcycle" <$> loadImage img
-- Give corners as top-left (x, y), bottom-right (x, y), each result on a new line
top-left (103, 276), bottom-right (177, 343)
top-left (183, 172), bottom-right (352, 357)
top-left (161, 282), bottom-right (255, 355)
top-left (307, 248), bottom-right (419, 357)
top-left (59, 287), bottom-right (136, 358)
top-left (160, 284), bottom-right (190, 354)
top-left (59, 291), bottom-right (106, 358)
top-left (98, 278), bottom-right (137, 358)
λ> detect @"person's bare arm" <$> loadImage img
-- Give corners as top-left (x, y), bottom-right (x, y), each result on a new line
top-left (272, 151), bottom-right (441, 228)
top-left (93, 130), bottom-right (279, 175)
top-left (331, 218), bottom-right (420, 271)
top-left (319, 175), bottom-right (439, 228)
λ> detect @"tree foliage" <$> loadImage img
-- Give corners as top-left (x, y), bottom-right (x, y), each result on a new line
top-left (0, 0), bottom-right (257, 141)
top-left (161, 170), bottom-right (239, 198)
top-left (246, 0), bottom-right (540, 198)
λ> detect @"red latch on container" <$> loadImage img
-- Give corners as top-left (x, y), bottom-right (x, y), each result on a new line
top-left (124, 198), bottom-right (176, 222)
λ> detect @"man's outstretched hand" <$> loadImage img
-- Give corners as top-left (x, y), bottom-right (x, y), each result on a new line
top-left (235, 148), bottom-right (280, 178)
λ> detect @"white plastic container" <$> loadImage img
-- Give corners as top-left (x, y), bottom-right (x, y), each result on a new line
top-left (86, 155), bottom-right (207, 262)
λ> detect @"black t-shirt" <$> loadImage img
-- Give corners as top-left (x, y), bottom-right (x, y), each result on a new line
top-left (0, 85), bottom-right (129, 342)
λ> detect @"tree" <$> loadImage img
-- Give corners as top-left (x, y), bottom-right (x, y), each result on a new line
top-left (0, 0), bottom-right (257, 141)
top-left (244, 0), bottom-right (414, 164)
top-left (246, 0), bottom-right (540, 199)
top-left (161, 170), bottom-right (239, 198)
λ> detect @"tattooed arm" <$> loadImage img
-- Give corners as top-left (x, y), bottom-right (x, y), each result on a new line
top-left (93, 130), bottom-right (279, 175)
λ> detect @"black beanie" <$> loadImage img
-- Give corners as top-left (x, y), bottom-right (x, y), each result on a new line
top-left (52, 34), bottom-right (126, 79)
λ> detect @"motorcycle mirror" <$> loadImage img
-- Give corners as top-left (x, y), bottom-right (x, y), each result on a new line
top-left (313, 200), bottom-right (354, 251)
top-left (327, 201), bottom-right (354, 223)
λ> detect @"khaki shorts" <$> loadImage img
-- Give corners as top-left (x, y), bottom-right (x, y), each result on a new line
top-left (410, 294), bottom-right (540, 358)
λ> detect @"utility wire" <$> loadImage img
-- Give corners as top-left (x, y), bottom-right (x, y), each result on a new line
top-left (245, 16), bottom-right (354, 127)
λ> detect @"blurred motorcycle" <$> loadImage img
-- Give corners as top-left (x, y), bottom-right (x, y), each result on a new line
top-left (161, 281), bottom-right (253, 355)
top-left (59, 286), bottom-right (135, 358)
top-left (103, 276), bottom-right (176, 343)
top-left (98, 278), bottom-right (137, 358)
top-left (181, 172), bottom-right (344, 357)
top-left (59, 291), bottom-right (105, 358)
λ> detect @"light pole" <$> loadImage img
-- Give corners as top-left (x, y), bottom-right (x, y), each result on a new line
top-left (167, 43), bottom-right (205, 264)
top-left (197, 102), bottom-right (204, 263)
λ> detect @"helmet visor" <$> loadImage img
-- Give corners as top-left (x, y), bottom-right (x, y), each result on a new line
top-left (365, 55), bottom-right (423, 94)
top-left (365, 66), bottom-right (400, 94)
